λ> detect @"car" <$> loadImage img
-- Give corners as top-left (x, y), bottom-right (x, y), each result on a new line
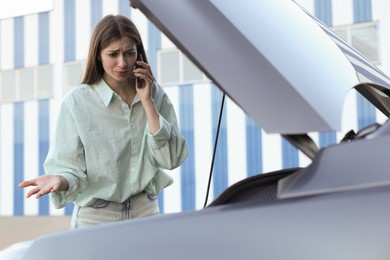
top-left (5, 0), bottom-right (390, 259)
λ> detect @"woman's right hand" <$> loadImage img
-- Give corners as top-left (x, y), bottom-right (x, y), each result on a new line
top-left (18, 175), bottom-right (69, 199)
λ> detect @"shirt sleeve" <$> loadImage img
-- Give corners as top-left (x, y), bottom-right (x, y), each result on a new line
top-left (44, 98), bottom-right (88, 209)
top-left (146, 90), bottom-right (189, 170)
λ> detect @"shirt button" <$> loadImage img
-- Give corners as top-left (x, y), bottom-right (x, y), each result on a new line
top-left (131, 168), bottom-right (135, 172)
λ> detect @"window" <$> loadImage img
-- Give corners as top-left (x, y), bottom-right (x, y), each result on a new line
top-left (183, 54), bottom-right (203, 82)
top-left (0, 65), bottom-right (54, 103)
top-left (19, 69), bottom-right (35, 100)
top-left (37, 66), bottom-right (53, 98)
top-left (158, 49), bottom-right (207, 84)
top-left (0, 71), bottom-right (16, 102)
top-left (332, 22), bottom-right (379, 64)
top-left (159, 51), bottom-right (180, 83)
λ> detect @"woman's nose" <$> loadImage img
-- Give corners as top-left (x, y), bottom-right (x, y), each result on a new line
top-left (118, 54), bottom-right (127, 67)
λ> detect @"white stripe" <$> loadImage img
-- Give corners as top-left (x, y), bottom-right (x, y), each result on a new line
top-left (372, 1), bottom-right (390, 77)
top-left (0, 104), bottom-right (14, 216)
top-left (376, 109), bottom-right (388, 125)
top-left (298, 151), bottom-right (312, 168)
top-left (103, 0), bottom-right (119, 16)
top-left (23, 101), bottom-right (39, 215)
top-left (0, 19), bottom-right (14, 70)
top-left (50, 205), bottom-right (65, 216)
top-left (294, 0), bottom-right (315, 14)
top-left (24, 14), bottom-right (39, 67)
top-left (261, 131), bottom-right (282, 173)
top-left (332, 0), bottom-right (354, 25)
top-left (49, 1), bottom-right (64, 66)
top-left (48, 99), bottom-right (60, 144)
top-left (161, 86), bottom-right (182, 213)
top-left (48, 99), bottom-right (65, 216)
top-left (75, 0), bottom-right (91, 61)
top-left (131, 9), bottom-right (149, 51)
top-left (226, 97), bottom-right (247, 185)
top-left (161, 34), bottom-right (176, 49)
top-left (193, 83), bottom-right (213, 208)
top-left (340, 89), bottom-right (358, 140)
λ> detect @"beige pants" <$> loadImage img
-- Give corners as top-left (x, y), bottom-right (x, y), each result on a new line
top-left (71, 192), bottom-right (160, 229)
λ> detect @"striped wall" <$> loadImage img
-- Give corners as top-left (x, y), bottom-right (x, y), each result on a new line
top-left (1, 0), bottom-right (390, 216)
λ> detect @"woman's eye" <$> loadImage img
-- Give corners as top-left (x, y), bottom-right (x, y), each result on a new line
top-left (108, 53), bottom-right (117, 57)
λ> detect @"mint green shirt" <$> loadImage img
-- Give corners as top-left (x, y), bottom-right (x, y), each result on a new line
top-left (45, 80), bottom-right (189, 209)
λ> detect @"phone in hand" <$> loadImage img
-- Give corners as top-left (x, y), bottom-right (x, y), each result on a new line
top-left (134, 54), bottom-right (144, 87)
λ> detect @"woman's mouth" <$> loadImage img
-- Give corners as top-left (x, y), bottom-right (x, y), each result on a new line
top-left (116, 71), bottom-right (129, 77)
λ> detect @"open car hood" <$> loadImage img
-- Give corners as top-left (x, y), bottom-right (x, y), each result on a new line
top-left (130, 0), bottom-right (390, 134)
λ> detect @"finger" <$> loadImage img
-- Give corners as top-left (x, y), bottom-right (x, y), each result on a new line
top-left (36, 186), bottom-right (53, 198)
top-left (26, 187), bottom-right (40, 198)
top-left (135, 71), bottom-right (153, 83)
top-left (18, 180), bottom-right (37, 188)
top-left (35, 190), bottom-right (47, 199)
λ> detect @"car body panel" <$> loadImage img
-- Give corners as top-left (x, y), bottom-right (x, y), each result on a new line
top-left (21, 121), bottom-right (390, 260)
top-left (279, 119), bottom-right (390, 199)
top-left (22, 185), bottom-right (390, 259)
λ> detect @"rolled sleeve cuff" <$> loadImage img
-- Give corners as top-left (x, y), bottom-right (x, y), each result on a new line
top-left (50, 173), bottom-right (80, 209)
top-left (147, 115), bottom-right (171, 149)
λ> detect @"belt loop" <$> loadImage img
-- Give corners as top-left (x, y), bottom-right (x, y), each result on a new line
top-left (122, 197), bottom-right (132, 219)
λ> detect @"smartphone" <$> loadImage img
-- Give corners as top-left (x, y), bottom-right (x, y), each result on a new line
top-left (134, 54), bottom-right (144, 87)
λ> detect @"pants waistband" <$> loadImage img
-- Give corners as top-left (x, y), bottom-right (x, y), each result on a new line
top-left (88, 191), bottom-right (157, 209)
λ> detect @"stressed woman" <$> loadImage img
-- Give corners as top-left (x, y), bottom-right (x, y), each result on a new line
top-left (19, 14), bottom-right (189, 229)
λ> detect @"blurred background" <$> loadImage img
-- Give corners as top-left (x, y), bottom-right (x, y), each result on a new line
top-left (1, 0), bottom-right (390, 250)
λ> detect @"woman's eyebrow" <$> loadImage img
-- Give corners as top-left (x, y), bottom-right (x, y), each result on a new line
top-left (107, 47), bottom-right (136, 52)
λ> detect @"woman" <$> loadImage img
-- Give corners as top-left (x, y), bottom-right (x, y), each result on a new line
top-left (19, 14), bottom-right (189, 228)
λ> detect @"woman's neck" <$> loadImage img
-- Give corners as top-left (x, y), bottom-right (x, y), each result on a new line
top-left (104, 76), bottom-right (136, 106)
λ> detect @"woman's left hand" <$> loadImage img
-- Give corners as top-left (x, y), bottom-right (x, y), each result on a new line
top-left (133, 59), bottom-right (160, 133)
top-left (133, 60), bottom-right (155, 102)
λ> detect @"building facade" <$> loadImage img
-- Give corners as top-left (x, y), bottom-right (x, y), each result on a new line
top-left (0, 0), bottom-right (389, 217)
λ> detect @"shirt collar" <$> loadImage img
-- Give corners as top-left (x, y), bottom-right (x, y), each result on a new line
top-left (94, 79), bottom-right (142, 107)
top-left (94, 80), bottom-right (115, 107)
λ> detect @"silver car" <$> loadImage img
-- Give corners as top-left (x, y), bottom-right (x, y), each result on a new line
top-left (5, 0), bottom-right (390, 259)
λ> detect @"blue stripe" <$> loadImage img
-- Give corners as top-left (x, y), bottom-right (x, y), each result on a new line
top-left (319, 131), bottom-right (337, 148)
top-left (147, 22), bottom-right (161, 76)
top-left (90, 0), bottom-right (103, 31)
top-left (246, 117), bottom-right (262, 177)
top-left (118, 0), bottom-right (131, 17)
top-left (14, 17), bottom-right (24, 68)
top-left (146, 21), bottom-right (163, 210)
top-left (179, 84), bottom-right (195, 211)
top-left (282, 138), bottom-right (298, 169)
top-left (64, 202), bottom-right (74, 215)
top-left (353, 0), bottom-right (372, 23)
top-left (354, 0), bottom-right (375, 130)
top-left (64, 0), bottom-right (76, 61)
top-left (14, 103), bottom-right (24, 215)
top-left (211, 87), bottom-right (228, 198)
top-left (39, 13), bottom-right (50, 65)
top-left (314, 0), bottom-right (332, 26)
top-left (315, 0), bottom-right (338, 148)
top-left (38, 100), bottom-right (50, 215)
top-left (357, 95), bottom-right (376, 129)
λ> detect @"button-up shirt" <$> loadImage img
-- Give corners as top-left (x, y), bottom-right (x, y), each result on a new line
top-left (45, 80), bottom-right (189, 209)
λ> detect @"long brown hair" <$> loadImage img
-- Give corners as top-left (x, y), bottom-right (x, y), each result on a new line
top-left (81, 14), bottom-right (148, 85)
